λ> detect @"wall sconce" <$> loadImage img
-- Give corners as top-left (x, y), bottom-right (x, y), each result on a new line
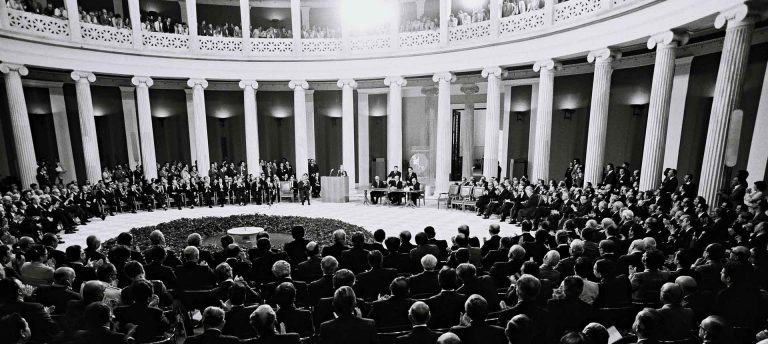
top-left (631, 104), bottom-right (646, 117)
top-left (514, 111), bottom-right (526, 121)
top-left (562, 108), bottom-right (574, 120)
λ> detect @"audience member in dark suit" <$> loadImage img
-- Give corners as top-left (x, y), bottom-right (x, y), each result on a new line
top-left (314, 269), bottom-right (367, 329)
top-left (425, 268), bottom-right (468, 329)
top-left (406, 254), bottom-right (440, 296)
top-left (456, 224), bottom-right (481, 248)
top-left (555, 240), bottom-right (584, 279)
top-left (617, 240), bottom-right (645, 275)
top-left (321, 230), bottom-right (351, 261)
top-left (354, 250), bottom-right (398, 301)
top-left (382, 237), bottom-right (411, 273)
top-left (250, 238), bottom-right (290, 285)
top-left (213, 235), bottom-right (235, 267)
top-left (408, 233), bottom-right (440, 273)
top-left (262, 260), bottom-right (308, 306)
top-left (284, 226), bottom-right (310, 266)
top-left (456, 263), bottom-right (499, 312)
top-left (398, 231), bottom-right (416, 254)
top-left (318, 286), bottom-right (378, 344)
top-left (63, 280), bottom-right (105, 335)
top-left (72, 302), bottom-right (131, 344)
top-left (481, 236), bottom-right (513, 270)
top-left (308, 256), bottom-right (338, 306)
top-left (174, 246), bottom-right (217, 290)
top-left (480, 224), bottom-right (501, 257)
top-left (274, 282), bottom-right (315, 338)
top-left (295, 242), bottom-right (322, 283)
top-left (32, 267), bottom-right (81, 315)
top-left (0, 313), bottom-right (33, 344)
top-left (222, 282), bottom-right (258, 339)
top-left (394, 301), bottom-right (442, 344)
top-left (113, 280), bottom-right (170, 343)
top-left (243, 304), bottom-right (301, 344)
top-left (364, 229), bottom-right (388, 255)
top-left (185, 306), bottom-right (241, 344)
top-left (0, 278), bottom-right (59, 344)
top-left (187, 233), bottom-right (215, 267)
top-left (367, 277), bottom-right (417, 328)
top-left (449, 294), bottom-right (507, 344)
top-left (144, 246), bottom-right (177, 290)
top-left (448, 234), bottom-right (482, 268)
top-left (491, 275), bottom-right (549, 343)
top-left (340, 232), bottom-right (371, 274)
top-left (714, 261), bottom-right (768, 334)
top-left (424, 226), bottom-right (448, 260)
top-left (593, 259), bottom-right (631, 308)
top-left (656, 282), bottom-right (695, 341)
top-left (547, 276), bottom-right (595, 342)
top-left (489, 245), bottom-right (526, 289)
top-left (64, 245), bottom-right (96, 292)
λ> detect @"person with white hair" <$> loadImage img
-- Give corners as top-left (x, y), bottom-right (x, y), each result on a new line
top-left (185, 306), bottom-right (240, 344)
top-left (437, 332), bottom-right (461, 344)
top-left (540, 250), bottom-right (561, 285)
top-left (263, 260), bottom-right (308, 305)
top-left (555, 239), bottom-right (584, 279)
top-left (321, 229), bottom-right (350, 260)
top-left (244, 304), bottom-right (300, 343)
top-left (174, 246), bottom-right (216, 291)
top-left (617, 239), bottom-right (645, 274)
top-left (407, 254), bottom-right (439, 296)
top-left (394, 301), bottom-right (442, 344)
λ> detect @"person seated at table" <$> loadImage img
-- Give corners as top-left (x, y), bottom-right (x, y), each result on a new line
top-left (389, 176), bottom-right (405, 205)
top-left (407, 177), bottom-right (421, 206)
top-left (371, 176), bottom-right (387, 205)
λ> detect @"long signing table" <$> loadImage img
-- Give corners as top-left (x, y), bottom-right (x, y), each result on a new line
top-left (363, 188), bottom-right (425, 207)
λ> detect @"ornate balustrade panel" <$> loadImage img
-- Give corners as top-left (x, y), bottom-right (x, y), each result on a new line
top-left (500, 10), bottom-right (546, 35)
top-left (251, 38), bottom-right (294, 55)
top-left (198, 36), bottom-right (243, 55)
top-left (81, 23), bottom-right (132, 48)
top-left (449, 21), bottom-right (491, 43)
top-left (399, 30), bottom-right (440, 49)
top-left (554, 0), bottom-right (602, 24)
top-left (348, 35), bottom-right (391, 52)
top-left (142, 31), bottom-right (190, 51)
top-left (301, 39), bottom-right (343, 55)
top-left (613, 0), bottom-right (636, 7)
top-left (7, 9), bottom-right (69, 39)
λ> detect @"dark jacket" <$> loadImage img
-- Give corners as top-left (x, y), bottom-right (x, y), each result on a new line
top-left (367, 296), bottom-right (416, 328)
top-left (33, 284), bottom-right (81, 315)
top-left (185, 328), bottom-right (241, 344)
top-left (450, 322), bottom-right (507, 344)
top-left (0, 300), bottom-right (59, 344)
top-left (354, 267), bottom-right (398, 301)
top-left (394, 326), bottom-right (442, 344)
top-left (113, 303), bottom-right (170, 342)
top-left (424, 290), bottom-right (467, 328)
top-left (174, 262), bottom-right (216, 290)
top-left (242, 333), bottom-right (301, 344)
top-left (71, 327), bottom-right (128, 344)
top-left (407, 270), bottom-right (440, 296)
top-left (340, 246), bottom-right (371, 274)
top-left (222, 305), bottom-right (258, 339)
top-left (276, 306), bottom-right (315, 338)
top-left (318, 315), bottom-right (379, 344)
top-left (295, 256), bottom-right (322, 282)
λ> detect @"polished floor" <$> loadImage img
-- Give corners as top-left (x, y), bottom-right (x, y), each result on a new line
top-left (59, 198), bottom-right (523, 249)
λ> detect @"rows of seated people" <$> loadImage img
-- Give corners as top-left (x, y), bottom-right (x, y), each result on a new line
top-left (0, 205), bottom-right (767, 344)
top-left (1, 158), bottom-right (320, 245)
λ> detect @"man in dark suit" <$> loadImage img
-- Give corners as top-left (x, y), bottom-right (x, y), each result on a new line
top-left (318, 286), bottom-right (378, 344)
top-left (546, 276), bottom-right (595, 342)
top-left (144, 246), bottom-right (177, 290)
top-left (660, 168), bottom-right (678, 194)
top-left (321, 230), bottom-right (350, 261)
top-left (449, 294), bottom-right (507, 344)
top-left (456, 263), bottom-right (499, 312)
top-left (370, 176), bottom-right (387, 205)
top-left (394, 302), bottom-right (442, 344)
top-left (340, 232), bottom-right (370, 274)
top-left (0, 278), bottom-right (59, 344)
top-left (656, 282), bottom-right (696, 341)
top-left (404, 167), bottom-right (418, 184)
top-left (490, 275), bottom-right (549, 343)
top-left (72, 302), bottom-right (132, 344)
top-left (174, 246), bottom-right (216, 290)
top-left (388, 176), bottom-right (405, 205)
top-left (295, 242), bottom-right (323, 283)
top-left (481, 236), bottom-right (512, 270)
top-left (307, 256), bottom-right (338, 306)
top-left (262, 261), bottom-right (308, 307)
top-left (274, 282), bottom-right (315, 338)
top-left (512, 186), bottom-right (544, 224)
top-left (480, 224), bottom-right (501, 257)
top-left (313, 270), bottom-right (367, 328)
top-left (407, 254), bottom-right (440, 296)
top-left (249, 238), bottom-right (290, 285)
top-left (187, 233), bottom-right (215, 267)
top-left (425, 268), bottom-right (467, 329)
top-left (33, 267), bottom-right (81, 315)
top-left (367, 277), bottom-right (417, 328)
top-left (113, 280), bottom-right (169, 343)
top-left (222, 282), bottom-right (258, 339)
top-left (355, 251), bottom-right (398, 301)
top-left (489, 245), bottom-right (526, 289)
top-left (408, 232), bottom-right (440, 273)
top-left (185, 306), bottom-right (241, 344)
top-left (213, 235), bottom-right (235, 267)
top-left (383, 237), bottom-right (411, 273)
top-left (243, 304), bottom-right (301, 344)
top-left (424, 226), bottom-right (448, 260)
top-left (388, 166), bottom-right (402, 180)
top-left (64, 245), bottom-right (96, 292)
top-left (602, 164), bottom-right (617, 189)
top-left (284, 226), bottom-right (310, 266)
top-left (398, 231), bottom-right (416, 254)
top-left (364, 229), bottom-right (388, 255)
top-left (456, 224), bottom-right (481, 248)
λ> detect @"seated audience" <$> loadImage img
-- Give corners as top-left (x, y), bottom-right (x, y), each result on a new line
top-left (394, 301), bottom-right (442, 344)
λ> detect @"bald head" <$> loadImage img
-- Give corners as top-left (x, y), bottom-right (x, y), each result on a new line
top-left (183, 246), bottom-right (199, 262)
top-left (249, 304), bottom-right (277, 334)
top-left (408, 301), bottom-right (430, 325)
top-left (660, 282), bottom-right (683, 304)
top-left (54, 267), bottom-right (75, 286)
top-left (700, 316), bottom-right (730, 343)
top-left (437, 332), bottom-right (461, 344)
top-left (675, 275), bottom-right (697, 294)
top-left (82, 280), bottom-right (106, 302)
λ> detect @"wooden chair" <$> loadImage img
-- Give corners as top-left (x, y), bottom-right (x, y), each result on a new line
top-left (463, 187), bottom-right (485, 212)
top-left (279, 181), bottom-right (296, 202)
top-left (452, 186), bottom-right (473, 210)
top-left (437, 184), bottom-right (460, 209)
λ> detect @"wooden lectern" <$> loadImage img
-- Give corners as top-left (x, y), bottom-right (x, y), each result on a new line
top-left (320, 176), bottom-right (349, 203)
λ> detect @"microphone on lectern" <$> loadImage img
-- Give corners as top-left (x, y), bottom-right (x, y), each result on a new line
top-left (330, 169), bottom-right (335, 176)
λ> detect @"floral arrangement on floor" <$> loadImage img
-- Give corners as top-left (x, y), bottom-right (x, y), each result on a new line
top-left (102, 213), bottom-right (371, 253)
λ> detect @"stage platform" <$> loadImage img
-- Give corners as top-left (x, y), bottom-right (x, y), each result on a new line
top-left (59, 198), bottom-right (522, 249)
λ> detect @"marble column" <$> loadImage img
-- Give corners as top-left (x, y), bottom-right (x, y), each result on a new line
top-left (131, 76), bottom-right (157, 180)
top-left (483, 66), bottom-right (503, 179)
top-left (0, 0), bottom-right (10, 29)
top-left (699, 4), bottom-right (755, 206)
top-left (747, 61), bottom-right (768, 184)
top-left (500, 85), bottom-right (512, 178)
top-left (460, 84), bottom-right (479, 179)
top-left (127, 0), bottom-right (142, 48)
top-left (239, 0), bottom-right (251, 52)
top-left (422, 86), bottom-right (439, 184)
top-left (290, 80), bottom-right (310, 178)
top-left (185, 0), bottom-right (198, 50)
top-left (384, 76), bottom-right (407, 172)
top-left (71, 71), bottom-right (102, 184)
top-left (0, 63), bottom-right (37, 187)
top-left (639, 31), bottom-right (688, 191)
top-left (239, 80), bottom-right (260, 176)
top-left (338, 79), bottom-right (357, 191)
top-left (48, 84), bottom-right (77, 183)
top-left (306, 90), bottom-right (316, 159)
top-left (584, 48), bottom-right (620, 187)
top-left (663, 56), bottom-right (694, 170)
top-left (184, 89), bottom-right (197, 165)
top-left (439, 0), bottom-right (450, 45)
top-left (357, 93), bottom-right (370, 185)
top-left (120, 87), bottom-right (141, 169)
top-left (528, 83), bottom-right (539, 177)
top-left (433, 72), bottom-right (454, 194)
top-left (63, 0), bottom-right (81, 42)
top-left (531, 60), bottom-right (560, 182)
top-left (186, 78), bottom-right (210, 177)
top-left (290, 0), bottom-right (301, 50)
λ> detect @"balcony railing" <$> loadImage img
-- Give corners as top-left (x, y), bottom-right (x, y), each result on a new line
top-left (0, 0), bottom-right (644, 58)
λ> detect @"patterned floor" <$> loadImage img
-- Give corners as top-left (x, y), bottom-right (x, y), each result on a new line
top-left (59, 198), bottom-right (522, 249)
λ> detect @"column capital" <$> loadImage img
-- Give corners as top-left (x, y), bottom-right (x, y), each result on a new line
top-left (432, 72), bottom-right (455, 83)
top-left (384, 76), bottom-right (407, 87)
top-left (131, 76), bottom-right (154, 87)
top-left (481, 66), bottom-right (503, 79)
top-left (533, 59), bottom-right (561, 72)
top-left (187, 78), bottom-right (208, 88)
top-left (587, 48), bottom-right (622, 64)
top-left (460, 84), bottom-right (480, 95)
top-left (0, 63), bottom-right (29, 76)
top-left (337, 79), bottom-right (358, 89)
top-left (289, 79), bottom-right (309, 90)
top-left (715, 2), bottom-right (766, 29)
top-left (238, 80), bottom-right (259, 90)
top-left (70, 71), bottom-right (96, 83)
top-left (420, 86), bottom-right (439, 96)
top-left (647, 30), bottom-right (689, 50)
